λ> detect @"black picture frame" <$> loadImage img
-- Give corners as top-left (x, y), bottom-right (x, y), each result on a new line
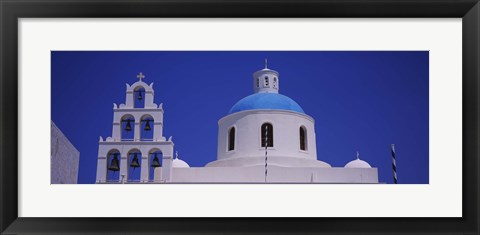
top-left (1, 0), bottom-right (479, 234)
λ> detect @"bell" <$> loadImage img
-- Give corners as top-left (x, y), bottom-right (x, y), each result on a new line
top-left (108, 155), bottom-right (120, 172)
top-left (137, 91), bottom-right (143, 101)
top-left (130, 153), bottom-right (140, 168)
top-left (124, 119), bottom-right (132, 131)
top-left (144, 120), bottom-right (151, 131)
top-left (151, 155), bottom-right (161, 168)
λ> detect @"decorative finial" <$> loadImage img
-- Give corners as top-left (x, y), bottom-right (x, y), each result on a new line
top-left (137, 72), bottom-right (145, 81)
top-left (175, 151), bottom-right (179, 159)
top-left (356, 151), bottom-right (360, 159)
top-left (264, 58), bottom-right (268, 69)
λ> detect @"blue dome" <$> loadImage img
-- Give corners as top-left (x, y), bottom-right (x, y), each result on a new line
top-left (229, 93), bottom-right (305, 114)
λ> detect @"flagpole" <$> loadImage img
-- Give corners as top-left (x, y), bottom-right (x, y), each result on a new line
top-left (264, 125), bottom-right (268, 183)
top-left (391, 144), bottom-right (397, 184)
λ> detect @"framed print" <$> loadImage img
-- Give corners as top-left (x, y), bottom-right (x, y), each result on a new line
top-left (1, 0), bottom-right (479, 234)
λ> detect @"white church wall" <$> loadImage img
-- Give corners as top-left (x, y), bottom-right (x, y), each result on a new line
top-left (205, 155), bottom-right (330, 168)
top-left (95, 67), bottom-right (380, 184)
top-left (215, 109), bottom-right (319, 167)
top-left (171, 166), bottom-right (378, 183)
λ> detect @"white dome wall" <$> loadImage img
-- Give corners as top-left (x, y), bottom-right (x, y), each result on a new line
top-left (209, 109), bottom-right (328, 167)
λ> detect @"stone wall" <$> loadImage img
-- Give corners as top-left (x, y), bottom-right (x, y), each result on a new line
top-left (51, 121), bottom-right (80, 184)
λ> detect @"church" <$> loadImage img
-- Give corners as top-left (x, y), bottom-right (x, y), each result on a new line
top-left (95, 62), bottom-right (379, 183)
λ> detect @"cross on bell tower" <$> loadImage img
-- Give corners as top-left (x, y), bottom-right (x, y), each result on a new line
top-left (137, 72), bottom-right (145, 82)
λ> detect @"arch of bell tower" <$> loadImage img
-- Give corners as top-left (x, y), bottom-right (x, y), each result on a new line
top-left (124, 72), bottom-right (156, 109)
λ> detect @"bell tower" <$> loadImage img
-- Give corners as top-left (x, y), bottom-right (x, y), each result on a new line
top-left (95, 72), bottom-right (174, 183)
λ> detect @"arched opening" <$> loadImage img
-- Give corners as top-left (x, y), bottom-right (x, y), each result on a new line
top-left (140, 114), bottom-right (154, 141)
top-left (264, 76), bottom-right (269, 87)
top-left (134, 86), bottom-right (145, 108)
top-left (121, 114), bottom-right (135, 141)
top-left (300, 126), bottom-right (307, 151)
top-left (127, 149), bottom-right (141, 182)
top-left (106, 149), bottom-right (121, 182)
top-left (228, 127), bottom-right (235, 151)
top-left (261, 123), bottom-right (273, 147)
top-left (148, 149), bottom-right (162, 182)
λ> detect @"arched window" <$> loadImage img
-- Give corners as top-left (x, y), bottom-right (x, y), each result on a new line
top-left (300, 126), bottom-right (307, 151)
top-left (134, 87), bottom-right (145, 108)
top-left (121, 115), bottom-right (135, 141)
top-left (140, 115), bottom-right (154, 141)
top-left (256, 78), bottom-right (260, 88)
top-left (149, 150), bottom-right (162, 182)
top-left (264, 76), bottom-right (269, 87)
top-left (228, 127), bottom-right (235, 151)
top-left (261, 123), bottom-right (273, 147)
top-left (106, 150), bottom-right (121, 182)
top-left (127, 149), bottom-right (142, 182)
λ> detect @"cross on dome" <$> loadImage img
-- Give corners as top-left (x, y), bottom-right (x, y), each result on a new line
top-left (136, 72), bottom-right (145, 81)
top-left (356, 151), bottom-right (360, 159)
top-left (264, 58), bottom-right (268, 69)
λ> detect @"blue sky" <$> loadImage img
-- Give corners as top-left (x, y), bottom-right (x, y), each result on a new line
top-left (51, 51), bottom-right (429, 184)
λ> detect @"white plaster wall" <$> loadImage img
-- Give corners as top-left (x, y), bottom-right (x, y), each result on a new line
top-left (171, 166), bottom-right (378, 183)
top-left (95, 140), bottom-right (173, 183)
top-left (214, 110), bottom-right (321, 167)
top-left (206, 156), bottom-right (330, 168)
top-left (51, 121), bottom-right (80, 184)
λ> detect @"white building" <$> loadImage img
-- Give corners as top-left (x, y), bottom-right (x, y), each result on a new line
top-left (51, 121), bottom-right (80, 184)
top-left (96, 64), bottom-right (378, 184)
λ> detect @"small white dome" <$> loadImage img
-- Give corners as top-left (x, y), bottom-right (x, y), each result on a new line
top-left (345, 159), bottom-right (372, 168)
top-left (345, 152), bottom-right (371, 168)
top-left (172, 158), bottom-right (190, 168)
